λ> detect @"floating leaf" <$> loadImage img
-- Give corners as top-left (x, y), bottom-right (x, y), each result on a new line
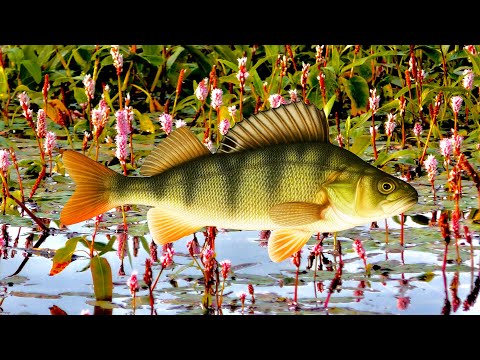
top-left (49, 237), bottom-right (80, 276)
top-left (90, 256), bottom-right (113, 301)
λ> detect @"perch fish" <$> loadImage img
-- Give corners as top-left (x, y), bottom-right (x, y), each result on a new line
top-left (60, 102), bottom-right (418, 262)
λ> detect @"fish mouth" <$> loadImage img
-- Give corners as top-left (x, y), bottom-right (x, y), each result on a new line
top-left (381, 194), bottom-right (418, 215)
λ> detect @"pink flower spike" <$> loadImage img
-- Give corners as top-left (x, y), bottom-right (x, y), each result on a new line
top-left (451, 133), bottom-right (463, 156)
top-left (83, 74), bottom-right (95, 100)
top-left (44, 131), bottom-right (57, 155)
top-left (228, 105), bottom-right (237, 118)
top-left (451, 95), bottom-right (463, 114)
top-left (439, 138), bottom-right (452, 159)
top-left (463, 68), bottom-right (474, 90)
top-left (464, 45), bottom-right (477, 55)
top-left (369, 88), bottom-right (380, 114)
top-left (423, 154), bottom-right (438, 182)
top-left (115, 134), bottom-right (128, 163)
top-left (175, 119), bottom-right (187, 128)
top-left (238, 291), bottom-right (247, 303)
top-left (127, 271), bottom-right (139, 295)
top-left (219, 118), bottom-right (230, 135)
top-left (0, 149), bottom-right (10, 173)
top-left (268, 94), bottom-right (287, 109)
top-left (195, 78), bottom-right (209, 102)
top-left (384, 113), bottom-right (397, 137)
top-left (159, 113), bottom-right (173, 135)
top-left (36, 109), bottom-right (47, 138)
top-left (352, 239), bottom-right (366, 261)
top-left (220, 259), bottom-right (232, 279)
top-left (115, 109), bottom-right (130, 136)
top-left (413, 123), bottom-right (423, 137)
top-left (210, 88), bottom-right (223, 109)
top-left (288, 89), bottom-right (299, 103)
top-left (110, 45), bottom-right (123, 75)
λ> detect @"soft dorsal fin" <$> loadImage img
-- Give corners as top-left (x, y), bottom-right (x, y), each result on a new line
top-left (218, 102), bottom-right (329, 154)
top-left (140, 126), bottom-right (210, 176)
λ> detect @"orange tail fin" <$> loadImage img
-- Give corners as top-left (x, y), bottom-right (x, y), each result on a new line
top-left (60, 150), bottom-right (119, 225)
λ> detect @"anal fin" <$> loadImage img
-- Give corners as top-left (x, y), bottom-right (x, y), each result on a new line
top-left (147, 207), bottom-right (203, 245)
top-left (268, 229), bottom-right (313, 262)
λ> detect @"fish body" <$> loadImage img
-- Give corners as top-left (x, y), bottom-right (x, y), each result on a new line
top-left (60, 102), bottom-right (418, 262)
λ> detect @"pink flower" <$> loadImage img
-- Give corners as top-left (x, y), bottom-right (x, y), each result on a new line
top-left (238, 291), bottom-right (247, 303)
top-left (83, 74), bottom-right (95, 100)
top-left (397, 296), bottom-right (411, 310)
top-left (268, 94), bottom-right (287, 109)
top-left (228, 105), bottom-right (237, 118)
top-left (195, 78), bottom-right (209, 102)
top-left (291, 250), bottom-right (302, 267)
top-left (159, 113), bottom-right (173, 135)
top-left (451, 133), bottom-right (463, 156)
top-left (413, 123), bottom-right (423, 137)
top-left (117, 232), bottom-right (127, 259)
top-left (80, 309), bottom-right (91, 315)
top-left (369, 125), bottom-right (379, 136)
top-left (301, 62), bottom-right (310, 88)
top-left (127, 271), bottom-right (139, 295)
top-left (384, 113), bottom-right (397, 137)
top-left (149, 240), bottom-right (158, 262)
top-left (451, 95), bottom-right (463, 114)
top-left (463, 68), bottom-right (475, 90)
top-left (175, 119), bottom-right (187, 128)
top-left (220, 259), bottom-right (231, 279)
top-left (369, 88), bottom-right (380, 114)
top-left (36, 109), bottom-right (47, 138)
top-left (315, 45), bottom-right (325, 64)
top-left (201, 248), bottom-right (215, 265)
top-left (115, 109), bottom-right (130, 136)
top-left (210, 88), bottom-right (223, 109)
top-left (219, 118), bottom-right (230, 135)
top-left (115, 134), bottom-right (128, 163)
top-left (335, 133), bottom-right (344, 147)
top-left (18, 91), bottom-right (30, 108)
top-left (110, 45), bottom-right (123, 75)
top-left (288, 89), bottom-right (299, 103)
top-left (0, 232), bottom-right (5, 248)
top-left (160, 247), bottom-right (175, 269)
top-left (423, 154), bottom-right (438, 182)
top-left (439, 138), bottom-right (452, 160)
top-left (0, 149), bottom-right (10, 173)
top-left (312, 243), bottom-right (323, 256)
top-left (186, 238), bottom-right (201, 256)
top-left (352, 239), bottom-right (366, 261)
top-left (464, 45), bottom-right (477, 55)
top-left (44, 131), bottom-right (56, 155)
top-left (236, 56), bottom-right (249, 91)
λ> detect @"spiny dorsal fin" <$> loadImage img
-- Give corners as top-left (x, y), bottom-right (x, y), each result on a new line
top-left (218, 102), bottom-right (329, 154)
top-left (140, 126), bottom-right (210, 176)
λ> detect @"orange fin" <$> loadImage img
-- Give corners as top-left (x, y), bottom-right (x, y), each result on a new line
top-left (268, 229), bottom-right (313, 262)
top-left (269, 201), bottom-right (328, 227)
top-left (60, 150), bottom-right (119, 225)
top-left (140, 126), bottom-right (210, 177)
top-left (147, 207), bottom-right (203, 245)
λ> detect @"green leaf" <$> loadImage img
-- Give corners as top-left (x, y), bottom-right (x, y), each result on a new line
top-left (323, 94), bottom-right (336, 118)
top-left (183, 45), bottom-right (211, 75)
top-left (349, 134), bottom-right (371, 156)
top-left (344, 75), bottom-right (369, 115)
top-left (0, 66), bottom-right (8, 100)
top-left (142, 45), bottom-right (162, 56)
top-left (73, 86), bottom-right (88, 105)
top-left (134, 110), bottom-right (155, 133)
top-left (49, 237), bottom-right (80, 276)
top-left (20, 60), bottom-right (42, 84)
top-left (373, 149), bottom-right (418, 167)
top-left (90, 255), bottom-right (113, 301)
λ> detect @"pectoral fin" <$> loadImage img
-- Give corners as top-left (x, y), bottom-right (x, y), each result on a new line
top-left (147, 207), bottom-right (203, 245)
top-left (268, 229), bottom-right (313, 262)
top-left (269, 201), bottom-right (328, 227)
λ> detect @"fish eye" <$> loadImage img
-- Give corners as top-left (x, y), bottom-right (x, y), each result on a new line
top-left (378, 179), bottom-right (396, 194)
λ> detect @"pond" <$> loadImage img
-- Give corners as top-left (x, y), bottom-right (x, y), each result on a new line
top-left (1, 133), bottom-right (480, 315)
